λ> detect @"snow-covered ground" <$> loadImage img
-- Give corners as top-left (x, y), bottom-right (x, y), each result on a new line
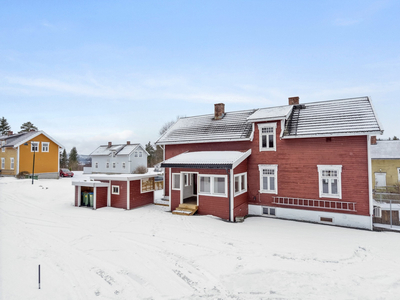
top-left (1, 173), bottom-right (400, 300)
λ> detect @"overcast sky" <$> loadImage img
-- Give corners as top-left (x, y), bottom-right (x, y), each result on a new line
top-left (1, 0), bottom-right (399, 154)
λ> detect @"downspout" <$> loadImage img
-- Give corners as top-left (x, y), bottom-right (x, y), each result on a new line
top-left (367, 135), bottom-right (373, 230)
top-left (227, 167), bottom-right (234, 222)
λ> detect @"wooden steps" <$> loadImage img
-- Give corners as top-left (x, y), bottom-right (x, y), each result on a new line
top-left (172, 203), bottom-right (198, 216)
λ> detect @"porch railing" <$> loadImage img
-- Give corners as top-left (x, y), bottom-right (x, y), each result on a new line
top-left (273, 196), bottom-right (356, 212)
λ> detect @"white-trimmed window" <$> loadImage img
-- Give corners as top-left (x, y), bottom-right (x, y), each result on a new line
top-left (139, 151), bottom-right (143, 157)
top-left (199, 175), bottom-right (227, 197)
top-left (112, 162), bottom-right (116, 168)
top-left (317, 165), bottom-right (342, 199)
top-left (234, 172), bottom-right (247, 195)
top-left (172, 173), bottom-right (180, 190)
top-left (95, 162), bottom-right (98, 168)
top-left (134, 151), bottom-right (138, 157)
top-left (106, 162), bottom-right (109, 168)
top-left (1, 158), bottom-right (4, 169)
top-left (1, 141), bottom-right (5, 152)
top-left (122, 162), bottom-right (126, 169)
top-left (258, 123), bottom-right (277, 151)
top-left (10, 157), bottom-right (14, 170)
top-left (42, 142), bottom-right (49, 152)
top-left (184, 174), bottom-right (189, 186)
top-left (112, 185), bottom-right (120, 195)
top-left (259, 164), bottom-right (278, 194)
top-left (31, 142), bottom-right (39, 152)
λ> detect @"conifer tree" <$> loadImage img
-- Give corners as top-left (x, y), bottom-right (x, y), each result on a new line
top-left (145, 141), bottom-right (155, 167)
top-left (0, 117), bottom-right (11, 136)
top-left (68, 147), bottom-right (79, 170)
top-left (60, 149), bottom-right (68, 168)
top-left (19, 121), bottom-right (38, 133)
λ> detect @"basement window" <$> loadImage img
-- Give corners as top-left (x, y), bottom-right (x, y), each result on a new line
top-left (263, 207), bottom-right (276, 216)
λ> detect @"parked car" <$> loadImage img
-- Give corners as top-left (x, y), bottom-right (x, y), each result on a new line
top-left (60, 168), bottom-right (74, 177)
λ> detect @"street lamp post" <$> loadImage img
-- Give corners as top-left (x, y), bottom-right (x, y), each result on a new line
top-left (24, 142), bottom-right (36, 184)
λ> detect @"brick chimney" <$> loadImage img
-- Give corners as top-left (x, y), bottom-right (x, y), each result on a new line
top-left (108, 142), bottom-right (112, 147)
top-left (371, 136), bottom-right (377, 145)
top-left (7, 131), bottom-right (13, 136)
top-left (214, 103), bottom-right (225, 120)
top-left (127, 141), bottom-right (131, 145)
top-left (289, 96), bottom-right (300, 105)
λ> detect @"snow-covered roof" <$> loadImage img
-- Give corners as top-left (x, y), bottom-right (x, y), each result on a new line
top-left (156, 96), bottom-right (383, 145)
top-left (90, 143), bottom-right (148, 157)
top-left (89, 173), bottom-right (158, 181)
top-left (0, 131), bottom-right (64, 149)
top-left (247, 105), bottom-right (292, 122)
top-left (371, 141), bottom-right (400, 159)
top-left (283, 97), bottom-right (383, 138)
top-left (161, 150), bottom-right (251, 169)
top-left (156, 110), bottom-right (256, 145)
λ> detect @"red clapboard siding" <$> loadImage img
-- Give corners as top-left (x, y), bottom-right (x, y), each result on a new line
top-left (129, 180), bottom-right (154, 209)
top-left (96, 187), bottom-right (108, 208)
top-left (110, 181), bottom-right (127, 209)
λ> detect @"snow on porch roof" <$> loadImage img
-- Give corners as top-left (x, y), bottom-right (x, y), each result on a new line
top-left (161, 150), bottom-right (252, 169)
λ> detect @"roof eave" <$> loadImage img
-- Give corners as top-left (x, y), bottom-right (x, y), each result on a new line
top-left (282, 130), bottom-right (384, 139)
top-left (156, 137), bottom-right (252, 146)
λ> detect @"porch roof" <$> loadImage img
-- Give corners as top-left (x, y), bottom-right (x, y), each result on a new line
top-left (161, 150), bottom-right (251, 169)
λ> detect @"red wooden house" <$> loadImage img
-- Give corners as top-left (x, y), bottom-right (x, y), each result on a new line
top-left (156, 96), bottom-right (383, 230)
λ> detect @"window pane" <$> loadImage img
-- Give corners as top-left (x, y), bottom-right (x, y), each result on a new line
top-left (263, 177), bottom-right (269, 190)
top-left (234, 176), bottom-right (240, 193)
top-left (268, 134), bottom-right (274, 148)
top-left (262, 135), bottom-right (267, 148)
top-left (322, 179), bottom-right (329, 193)
top-left (173, 174), bottom-right (180, 189)
top-left (269, 177), bottom-right (275, 191)
top-left (331, 179), bottom-right (338, 194)
top-left (200, 177), bottom-right (210, 193)
top-left (240, 174), bottom-right (246, 191)
top-left (213, 177), bottom-right (225, 194)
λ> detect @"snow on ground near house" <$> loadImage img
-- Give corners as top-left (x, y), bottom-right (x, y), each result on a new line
top-left (1, 174), bottom-right (400, 300)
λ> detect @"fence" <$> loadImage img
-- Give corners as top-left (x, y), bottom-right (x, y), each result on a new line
top-left (373, 192), bottom-right (400, 227)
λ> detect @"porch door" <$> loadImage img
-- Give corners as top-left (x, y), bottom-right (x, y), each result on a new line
top-left (375, 173), bottom-right (386, 187)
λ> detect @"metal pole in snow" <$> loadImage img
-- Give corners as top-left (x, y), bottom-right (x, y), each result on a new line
top-left (38, 264), bottom-right (40, 289)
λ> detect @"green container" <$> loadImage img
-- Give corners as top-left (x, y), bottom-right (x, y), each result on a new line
top-left (88, 192), bottom-right (94, 207)
top-left (82, 192), bottom-right (89, 206)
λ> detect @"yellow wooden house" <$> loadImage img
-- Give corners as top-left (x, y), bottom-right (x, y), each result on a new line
top-left (0, 130), bottom-right (64, 179)
top-left (371, 140), bottom-right (400, 190)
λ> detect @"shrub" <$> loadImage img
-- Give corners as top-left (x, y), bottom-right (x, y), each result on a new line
top-left (16, 171), bottom-right (30, 179)
top-left (134, 165), bottom-right (148, 174)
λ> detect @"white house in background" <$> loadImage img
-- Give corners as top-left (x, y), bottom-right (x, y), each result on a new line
top-left (90, 141), bottom-right (148, 174)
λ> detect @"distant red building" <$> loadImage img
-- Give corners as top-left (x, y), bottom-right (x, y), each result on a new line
top-left (157, 97), bottom-right (383, 230)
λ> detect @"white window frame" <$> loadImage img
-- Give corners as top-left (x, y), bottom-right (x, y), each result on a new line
top-left (95, 162), bottom-right (98, 168)
top-left (122, 162), bottom-right (126, 169)
top-left (112, 162), bottom-right (116, 169)
top-left (234, 172), bottom-right (247, 196)
top-left (31, 142), bottom-right (39, 152)
top-left (139, 151), bottom-right (143, 157)
top-left (317, 165), bottom-right (342, 199)
top-left (42, 142), bottom-right (49, 152)
top-left (10, 157), bottom-right (14, 170)
top-left (258, 123), bottom-right (277, 152)
top-left (1, 141), bottom-right (5, 152)
top-left (198, 175), bottom-right (228, 198)
top-left (172, 173), bottom-right (181, 190)
top-left (111, 185), bottom-right (120, 195)
top-left (106, 162), bottom-right (109, 169)
top-left (1, 158), bottom-right (4, 169)
top-left (258, 164), bottom-right (278, 194)
top-left (134, 151), bottom-right (138, 157)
